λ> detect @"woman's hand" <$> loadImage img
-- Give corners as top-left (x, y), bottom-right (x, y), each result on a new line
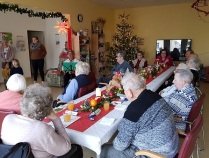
top-left (47, 110), bottom-right (58, 120)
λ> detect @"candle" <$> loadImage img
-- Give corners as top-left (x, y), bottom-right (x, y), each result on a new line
top-left (96, 88), bottom-right (101, 97)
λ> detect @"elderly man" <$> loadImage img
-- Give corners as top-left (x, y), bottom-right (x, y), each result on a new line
top-left (98, 51), bottom-right (133, 86)
top-left (164, 69), bottom-right (198, 131)
top-left (101, 72), bottom-right (178, 158)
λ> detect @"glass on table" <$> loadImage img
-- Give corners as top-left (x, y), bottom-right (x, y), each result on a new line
top-left (67, 101), bottom-right (74, 111)
top-left (63, 111), bottom-right (71, 122)
top-left (103, 101), bottom-right (110, 111)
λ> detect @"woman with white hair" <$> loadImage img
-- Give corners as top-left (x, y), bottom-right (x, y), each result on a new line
top-left (57, 61), bottom-right (90, 102)
top-left (164, 69), bottom-right (198, 131)
top-left (1, 83), bottom-right (83, 158)
top-left (0, 74), bottom-right (26, 114)
top-left (160, 63), bottom-right (189, 97)
top-left (101, 72), bottom-right (178, 158)
top-left (186, 55), bottom-right (200, 86)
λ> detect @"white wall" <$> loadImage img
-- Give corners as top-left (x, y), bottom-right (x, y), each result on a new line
top-left (0, 12), bottom-right (66, 82)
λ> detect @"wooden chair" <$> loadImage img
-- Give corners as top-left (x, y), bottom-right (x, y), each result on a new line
top-left (135, 114), bottom-right (203, 158)
top-left (0, 109), bottom-right (16, 134)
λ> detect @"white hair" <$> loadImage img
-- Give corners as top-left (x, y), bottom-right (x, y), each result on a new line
top-left (121, 72), bottom-right (146, 91)
top-left (6, 74), bottom-right (26, 92)
top-left (175, 69), bottom-right (193, 83)
top-left (186, 55), bottom-right (200, 70)
top-left (176, 63), bottom-right (189, 70)
top-left (75, 61), bottom-right (90, 76)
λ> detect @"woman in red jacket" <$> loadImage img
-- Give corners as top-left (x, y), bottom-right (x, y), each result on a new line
top-left (155, 49), bottom-right (173, 67)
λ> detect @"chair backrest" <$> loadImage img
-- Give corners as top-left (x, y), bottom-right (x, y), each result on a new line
top-left (77, 72), bottom-right (97, 98)
top-left (78, 81), bottom-right (97, 98)
top-left (187, 93), bottom-right (205, 125)
top-left (0, 139), bottom-right (34, 158)
top-left (0, 109), bottom-right (16, 134)
top-left (178, 114), bottom-right (203, 158)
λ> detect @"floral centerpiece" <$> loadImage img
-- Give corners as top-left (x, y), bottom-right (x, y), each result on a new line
top-left (80, 72), bottom-right (124, 112)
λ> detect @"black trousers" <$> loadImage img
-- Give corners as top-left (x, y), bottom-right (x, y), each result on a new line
top-left (31, 59), bottom-right (45, 81)
top-left (58, 144), bottom-right (83, 158)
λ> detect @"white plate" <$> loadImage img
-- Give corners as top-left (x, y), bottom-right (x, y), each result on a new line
top-left (48, 115), bottom-right (80, 128)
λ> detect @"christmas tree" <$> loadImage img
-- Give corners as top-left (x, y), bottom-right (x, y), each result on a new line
top-left (107, 13), bottom-right (143, 66)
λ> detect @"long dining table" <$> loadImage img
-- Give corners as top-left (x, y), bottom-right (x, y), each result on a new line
top-left (54, 66), bottom-right (175, 158)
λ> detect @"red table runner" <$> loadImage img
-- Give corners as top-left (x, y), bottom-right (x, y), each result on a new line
top-left (45, 94), bottom-right (114, 132)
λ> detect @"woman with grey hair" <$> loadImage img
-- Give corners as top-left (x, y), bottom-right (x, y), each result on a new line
top-left (1, 83), bottom-right (83, 158)
top-left (164, 69), bottom-right (198, 131)
top-left (186, 55), bottom-right (201, 86)
top-left (101, 72), bottom-right (178, 158)
top-left (57, 61), bottom-right (90, 102)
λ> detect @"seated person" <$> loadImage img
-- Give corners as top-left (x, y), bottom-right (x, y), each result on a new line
top-left (155, 48), bottom-right (173, 67)
top-left (101, 72), bottom-right (178, 158)
top-left (99, 51), bottom-right (133, 85)
top-left (57, 61), bottom-right (90, 103)
top-left (132, 51), bottom-right (147, 72)
top-left (159, 63), bottom-right (189, 96)
top-left (10, 59), bottom-right (24, 76)
top-left (1, 84), bottom-right (83, 158)
top-left (186, 54), bottom-right (201, 87)
top-left (170, 48), bottom-right (180, 61)
top-left (185, 48), bottom-right (195, 61)
top-left (163, 69), bottom-right (198, 131)
top-left (0, 74), bottom-right (26, 114)
top-left (62, 50), bottom-right (78, 88)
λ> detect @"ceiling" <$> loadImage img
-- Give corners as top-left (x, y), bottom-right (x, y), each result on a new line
top-left (90, 0), bottom-right (194, 9)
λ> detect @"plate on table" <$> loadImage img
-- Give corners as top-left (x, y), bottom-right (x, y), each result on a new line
top-left (48, 115), bottom-right (80, 128)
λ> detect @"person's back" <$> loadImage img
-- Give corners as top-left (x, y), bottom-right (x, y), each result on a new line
top-left (0, 90), bottom-right (22, 114)
top-left (114, 90), bottom-right (178, 158)
top-left (0, 74), bottom-right (26, 114)
top-left (1, 114), bottom-right (70, 158)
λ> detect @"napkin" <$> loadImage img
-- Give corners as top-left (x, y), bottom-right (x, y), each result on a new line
top-left (99, 117), bottom-right (116, 126)
top-left (48, 115), bottom-right (80, 128)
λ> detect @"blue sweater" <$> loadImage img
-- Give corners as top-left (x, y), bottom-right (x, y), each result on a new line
top-left (58, 74), bottom-right (90, 102)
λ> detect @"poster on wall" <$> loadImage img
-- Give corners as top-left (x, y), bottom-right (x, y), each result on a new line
top-left (16, 35), bottom-right (26, 52)
top-left (0, 32), bottom-right (15, 63)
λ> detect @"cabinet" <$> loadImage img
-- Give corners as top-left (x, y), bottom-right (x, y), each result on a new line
top-left (79, 30), bottom-right (90, 63)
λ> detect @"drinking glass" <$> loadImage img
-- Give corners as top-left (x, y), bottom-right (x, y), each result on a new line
top-left (63, 111), bottom-right (71, 122)
top-left (103, 101), bottom-right (110, 111)
top-left (67, 101), bottom-right (74, 111)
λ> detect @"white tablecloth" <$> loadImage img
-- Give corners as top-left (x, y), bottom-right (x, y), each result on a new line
top-left (64, 66), bottom-right (175, 157)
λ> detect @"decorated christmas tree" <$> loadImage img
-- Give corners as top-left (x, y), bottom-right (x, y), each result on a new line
top-left (107, 13), bottom-right (143, 67)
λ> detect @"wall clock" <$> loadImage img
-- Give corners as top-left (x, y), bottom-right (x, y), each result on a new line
top-left (77, 14), bottom-right (83, 22)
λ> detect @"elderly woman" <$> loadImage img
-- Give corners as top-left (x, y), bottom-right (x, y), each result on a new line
top-left (1, 84), bottom-right (83, 158)
top-left (186, 55), bottom-right (200, 87)
top-left (101, 72), bottom-right (178, 158)
top-left (155, 49), bottom-right (173, 67)
top-left (57, 61), bottom-right (90, 102)
top-left (160, 63), bottom-right (189, 97)
top-left (164, 69), bottom-right (198, 131)
top-left (0, 74), bottom-right (26, 114)
top-left (132, 51), bottom-right (147, 72)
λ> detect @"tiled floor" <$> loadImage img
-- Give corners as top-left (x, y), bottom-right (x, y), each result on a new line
top-left (0, 79), bottom-right (208, 158)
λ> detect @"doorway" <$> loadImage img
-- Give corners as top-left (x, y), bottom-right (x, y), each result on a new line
top-left (27, 31), bottom-right (45, 77)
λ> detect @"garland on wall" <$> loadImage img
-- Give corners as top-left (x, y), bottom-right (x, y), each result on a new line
top-left (0, 3), bottom-right (67, 21)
